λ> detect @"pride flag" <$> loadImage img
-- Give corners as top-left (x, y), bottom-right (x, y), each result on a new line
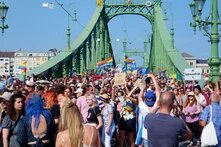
top-left (123, 57), bottom-right (136, 72)
top-left (96, 57), bottom-right (113, 69)
top-left (124, 58), bottom-right (135, 63)
top-left (19, 61), bottom-right (27, 80)
top-left (96, 57), bottom-right (113, 74)
top-left (18, 61), bottom-right (27, 69)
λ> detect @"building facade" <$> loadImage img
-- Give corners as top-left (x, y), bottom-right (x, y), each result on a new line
top-left (182, 52), bottom-right (221, 75)
top-left (0, 52), bottom-right (15, 76)
top-left (14, 51), bottom-right (54, 76)
top-left (0, 51), bottom-right (55, 76)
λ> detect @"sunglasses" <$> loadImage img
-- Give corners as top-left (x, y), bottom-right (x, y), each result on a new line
top-left (0, 100), bottom-right (8, 104)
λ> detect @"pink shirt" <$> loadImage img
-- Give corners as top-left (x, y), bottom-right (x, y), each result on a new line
top-left (76, 96), bottom-right (89, 122)
top-left (184, 103), bottom-right (201, 123)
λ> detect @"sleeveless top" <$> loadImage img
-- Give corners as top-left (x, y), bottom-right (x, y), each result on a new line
top-left (60, 125), bottom-right (95, 147)
top-left (17, 110), bottom-right (55, 146)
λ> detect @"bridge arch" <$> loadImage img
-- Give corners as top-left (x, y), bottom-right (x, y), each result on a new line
top-left (23, 1), bottom-right (189, 78)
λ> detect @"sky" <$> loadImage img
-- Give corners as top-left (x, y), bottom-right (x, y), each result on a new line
top-left (0, 0), bottom-right (220, 66)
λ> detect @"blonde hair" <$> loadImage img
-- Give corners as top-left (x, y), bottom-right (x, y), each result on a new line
top-left (86, 94), bottom-right (98, 106)
top-left (59, 99), bottom-right (83, 147)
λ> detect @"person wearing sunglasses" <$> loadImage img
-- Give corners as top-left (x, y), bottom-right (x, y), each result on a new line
top-left (0, 92), bottom-right (12, 146)
top-left (0, 92), bottom-right (12, 123)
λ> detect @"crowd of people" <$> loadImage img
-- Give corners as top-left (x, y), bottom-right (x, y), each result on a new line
top-left (0, 71), bottom-right (220, 147)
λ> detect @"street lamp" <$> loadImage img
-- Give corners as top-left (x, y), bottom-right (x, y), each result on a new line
top-left (43, 1), bottom-right (77, 50)
top-left (189, 0), bottom-right (221, 83)
top-left (0, 1), bottom-right (9, 34)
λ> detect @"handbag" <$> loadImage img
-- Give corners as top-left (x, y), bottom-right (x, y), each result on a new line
top-left (201, 106), bottom-right (218, 147)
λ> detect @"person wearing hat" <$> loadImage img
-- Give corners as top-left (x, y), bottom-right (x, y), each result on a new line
top-left (135, 74), bottom-right (160, 147)
top-left (0, 91), bottom-right (12, 147)
top-left (25, 80), bottom-right (35, 95)
top-left (75, 88), bottom-right (83, 97)
top-left (0, 92), bottom-right (12, 123)
top-left (183, 91), bottom-right (202, 146)
top-left (144, 90), bottom-right (156, 107)
top-left (69, 84), bottom-right (75, 95)
top-left (76, 85), bottom-right (93, 123)
top-left (100, 93), bottom-right (116, 147)
top-left (72, 88), bottom-right (83, 104)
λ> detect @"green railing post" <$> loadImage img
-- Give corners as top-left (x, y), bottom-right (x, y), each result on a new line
top-left (209, 0), bottom-right (220, 83)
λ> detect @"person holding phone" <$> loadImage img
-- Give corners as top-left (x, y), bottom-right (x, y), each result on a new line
top-left (144, 91), bottom-right (192, 147)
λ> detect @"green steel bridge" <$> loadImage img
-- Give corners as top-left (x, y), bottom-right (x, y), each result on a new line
top-left (26, 0), bottom-right (189, 78)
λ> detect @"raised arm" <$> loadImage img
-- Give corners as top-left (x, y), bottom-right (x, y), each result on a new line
top-left (124, 83), bottom-right (130, 95)
top-left (111, 85), bottom-right (116, 100)
top-left (146, 74), bottom-right (160, 111)
top-left (127, 86), bottom-right (138, 98)
top-left (138, 83), bottom-right (146, 103)
top-left (100, 78), bottom-right (108, 88)
top-left (147, 74), bottom-right (160, 99)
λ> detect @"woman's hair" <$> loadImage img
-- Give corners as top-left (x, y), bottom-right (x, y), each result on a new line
top-left (59, 99), bottom-right (83, 147)
top-left (7, 91), bottom-right (25, 121)
top-left (54, 84), bottom-right (66, 95)
top-left (26, 93), bottom-right (45, 129)
top-left (44, 90), bottom-right (58, 109)
top-left (65, 87), bottom-right (72, 93)
top-left (184, 95), bottom-right (197, 107)
top-left (86, 94), bottom-right (97, 106)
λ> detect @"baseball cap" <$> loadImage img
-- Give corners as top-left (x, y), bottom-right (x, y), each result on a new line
top-left (77, 83), bottom-right (83, 88)
top-left (74, 88), bottom-right (83, 94)
top-left (26, 80), bottom-right (35, 87)
top-left (0, 92), bottom-right (13, 101)
top-left (70, 83), bottom-right (75, 87)
top-left (145, 90), bottom-right (156, 107)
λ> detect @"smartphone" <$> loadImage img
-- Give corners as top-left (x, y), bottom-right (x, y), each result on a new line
top-left (145, 77), bottom-right (151, 84)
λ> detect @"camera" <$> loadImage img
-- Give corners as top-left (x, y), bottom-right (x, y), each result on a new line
top-left (145, 77), bottom-right (151, 84)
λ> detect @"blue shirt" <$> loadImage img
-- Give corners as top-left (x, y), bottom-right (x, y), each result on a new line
top-left (200, 103), bottom-right (221, 146)
top-left (0, 80), bottom-right (6, 91)
top-left (144, 113), bottom-right (186, 147)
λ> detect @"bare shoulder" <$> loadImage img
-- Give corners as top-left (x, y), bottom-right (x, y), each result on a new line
top-left (56, 130), bottom-right (68, 143)
top-left (58, 130), bottom-right (69, 137)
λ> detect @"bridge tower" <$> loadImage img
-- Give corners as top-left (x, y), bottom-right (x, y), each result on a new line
top-left (123, 32), bottom-right (150, 67)
top-left (24, 0), bottom-right (189, 79)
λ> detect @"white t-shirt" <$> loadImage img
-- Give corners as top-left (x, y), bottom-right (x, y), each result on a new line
top-left (195, 93), bottom-right (207, 107)
top-left (138, 101), bottom-right (150, 140)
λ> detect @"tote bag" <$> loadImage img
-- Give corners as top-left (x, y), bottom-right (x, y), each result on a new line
top-left (201, 106), bottom-right (218, 147)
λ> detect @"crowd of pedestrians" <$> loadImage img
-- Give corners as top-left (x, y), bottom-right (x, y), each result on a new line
top-left (0, 71), bottom-right (220, 147)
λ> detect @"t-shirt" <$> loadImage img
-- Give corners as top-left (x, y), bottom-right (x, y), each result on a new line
top-left (144, 113), bottom-right (186, 147)
top-left (76, 96), bottom-right (89, 122)
top-left (102, 104), bottom-right (114, 127)
top-left (195, 93), bottom-right (206, 107)
top-left (87, 106), bottom-right (101, 124)
top-left (50, 104), bottom-right (60, 119)
top-left (138, 101), bottom-right (150, 140)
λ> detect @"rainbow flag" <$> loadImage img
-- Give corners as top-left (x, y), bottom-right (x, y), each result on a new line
top-left (18, 61), bottom-right (27, 81)
top-left (123, 57), bottom-right (136, 72)
top-left (124, 58), bottom-right (135, 63)
top-left (96, 57), bottom-right (113, 69)
top-left (96, 57), bottom-right (113, 74)
top-left (18, 61), bottom-right (27, 69)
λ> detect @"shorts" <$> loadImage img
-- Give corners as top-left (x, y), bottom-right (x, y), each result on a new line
top-left (119, 117), bottom-right (136, 132)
